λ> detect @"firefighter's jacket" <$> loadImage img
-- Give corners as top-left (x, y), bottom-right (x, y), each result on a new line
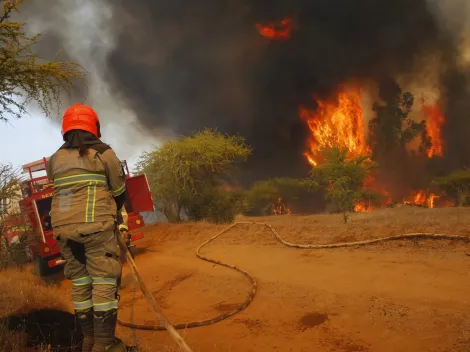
top-left (46, 148), bottom-right (126, 228)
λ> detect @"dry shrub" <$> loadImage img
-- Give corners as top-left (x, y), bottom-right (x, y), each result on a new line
top-left (0, 266), bottom-right (72, 351)
top-left (0, 266), bottom-right (71, 318)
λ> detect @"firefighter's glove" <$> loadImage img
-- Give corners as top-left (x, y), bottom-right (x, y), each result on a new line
top-left (118, 224), bottom-right (128, 234)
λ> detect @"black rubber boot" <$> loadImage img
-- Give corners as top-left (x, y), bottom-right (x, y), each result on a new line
top-left (92, 309), bottom-right (120, 352)
top-left (76, 309), bottom-right (94, 352)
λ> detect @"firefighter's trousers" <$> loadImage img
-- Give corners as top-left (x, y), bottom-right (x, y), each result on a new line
top-left (54, 220), bottom-right (122, 351)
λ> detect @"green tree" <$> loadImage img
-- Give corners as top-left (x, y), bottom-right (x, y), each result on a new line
top-left (0, 163), bottom-right (21, 268)
top-left (137, 129), bottom-right (251, 223)
top-left (0, 0), bottom-right (86, 122)
top-left (435, 169), bottom-right (470, 207)
top-left (306, 147), bottom-right (377, 223)
top-left (245, 178), bottom-right (310, 216)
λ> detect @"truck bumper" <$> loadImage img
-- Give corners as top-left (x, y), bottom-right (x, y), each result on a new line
top-left (47, 256), bottom-right (65, 268)
top-left (130, 232), bottom-right (144, 242)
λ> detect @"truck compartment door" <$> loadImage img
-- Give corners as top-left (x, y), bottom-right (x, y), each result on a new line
top-left (125, 174), bottom-right (155, 213)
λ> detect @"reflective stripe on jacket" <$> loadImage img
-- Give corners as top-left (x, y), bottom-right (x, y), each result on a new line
top-left (46, 148), bottom-right (126, 228)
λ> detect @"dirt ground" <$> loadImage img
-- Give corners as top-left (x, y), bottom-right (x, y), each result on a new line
top-left (62, 207), bottom-right (470, 351)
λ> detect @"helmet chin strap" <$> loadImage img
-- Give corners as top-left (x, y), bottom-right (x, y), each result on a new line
top-left (96, 121), bottom-right (102, 138)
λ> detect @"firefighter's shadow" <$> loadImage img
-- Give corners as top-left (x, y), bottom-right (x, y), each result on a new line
top-left (6, 309), bottom-right (83, 351)
top-left (6, 309), bottom-right (139, 351)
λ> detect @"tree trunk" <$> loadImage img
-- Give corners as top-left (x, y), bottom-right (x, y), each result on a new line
top-left (342, 211), bottom-right (349, 224)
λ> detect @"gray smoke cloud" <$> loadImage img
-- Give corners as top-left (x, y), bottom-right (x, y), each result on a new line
top-left (19, 0), bottom-right (162, 164)
top-left (19, 0), bottom-right (470, 180)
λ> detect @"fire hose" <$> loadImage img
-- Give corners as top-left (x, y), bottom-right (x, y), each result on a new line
top-left (117, 232), bottom-right (194, 352)
top-left (117, 222), bottom-right (470, 336)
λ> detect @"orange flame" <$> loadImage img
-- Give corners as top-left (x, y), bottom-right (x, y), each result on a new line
top-left (299, 86), bottom-right (370, 166)
top-left (415, 190), bottom-right (427, 206)
top-left (421, 100), bottom-right (444, 158)
top-left (404, 190), bottom-right (442, 208)
top-left (256, 17), bottom-right (293, 41)
top-left (271, 197), bottom-right (291, 215)
top-left (427, 193), bottom-right (440, 208)
top-left (354, 200), bottom-right (372, 213)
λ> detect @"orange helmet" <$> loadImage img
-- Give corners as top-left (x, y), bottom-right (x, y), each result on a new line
top-left (61, 103), bottom-right (101, 138)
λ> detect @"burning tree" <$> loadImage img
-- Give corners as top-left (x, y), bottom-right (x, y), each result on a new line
top-left (300, 85), bottom-right (370, 167)
top-left (421, 97), bottom-right (445, 158)
top-left (306, 147), bottom-right (377, 223)
top-left (0, 0), bottom-right (85, 122)
top-left (369, 81), bottom-right (429, 160)
top-left (137, 129), bottom-right (251, 223)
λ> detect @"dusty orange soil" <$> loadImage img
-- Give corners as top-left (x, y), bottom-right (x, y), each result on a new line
top-left (64, 207), bottom-right (470, 351)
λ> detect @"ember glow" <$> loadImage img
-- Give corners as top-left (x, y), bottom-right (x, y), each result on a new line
top-left (354, 200), bottom-right (371, 213)
top-left (271, 197), bottom-right (291, 215)
top-left (427, 193), bottom-right (440, 208)
top-left (299, 86), bottom-right (370, 166)
top-left (256, 17), bottom-right (293, 41)
top-left (421, 100), bottom-right (445, 158)
top-left (404, 190), bottom-right (440, 208)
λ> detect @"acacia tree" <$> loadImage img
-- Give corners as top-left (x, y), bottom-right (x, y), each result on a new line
top-left (306, 147), bottom-right (377, 223)
top-left (0, 0), bottom-right (86, 122)
top-left (137, 129), bottom-right (251, 223)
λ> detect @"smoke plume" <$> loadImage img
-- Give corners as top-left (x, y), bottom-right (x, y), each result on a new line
top-left (22, 0), bottom-right (470, 181)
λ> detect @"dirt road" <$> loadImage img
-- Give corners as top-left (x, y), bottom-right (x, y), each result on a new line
top-left (115, 208), bottom-right (470, 351)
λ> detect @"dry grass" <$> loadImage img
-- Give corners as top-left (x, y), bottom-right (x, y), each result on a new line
top-left (141, 206), bottom-right (470, 248)
top-left (0, 266), bottom-right (169, 351)
top-left (0, 266), bottom-right (71, 351)
top-left (0, 266), bottom-right (71, 318)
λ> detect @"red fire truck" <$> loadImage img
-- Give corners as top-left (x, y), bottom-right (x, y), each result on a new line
top-left (19, 157), bottom-right (155, 276)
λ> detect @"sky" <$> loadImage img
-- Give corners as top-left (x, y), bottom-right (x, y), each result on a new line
top-left (0, 115), bottom-right (59, 168)
top-left (0, 113), bottom-right (154, 173)
top-left (0, 0), bottom-right (161, 174)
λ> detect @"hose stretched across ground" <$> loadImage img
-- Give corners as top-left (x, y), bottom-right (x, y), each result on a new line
top-left (117, 221), bottom-right (470, 331)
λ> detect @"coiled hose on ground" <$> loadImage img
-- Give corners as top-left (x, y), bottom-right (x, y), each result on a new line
top-left (117, 221), bottom-right (470, 331)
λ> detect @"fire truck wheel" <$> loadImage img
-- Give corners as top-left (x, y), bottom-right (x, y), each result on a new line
top-left (35, 256), bottom-right (52, 277)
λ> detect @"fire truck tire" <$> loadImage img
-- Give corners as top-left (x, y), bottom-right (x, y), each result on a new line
top-left (35, 256), bottom-right (53, 277)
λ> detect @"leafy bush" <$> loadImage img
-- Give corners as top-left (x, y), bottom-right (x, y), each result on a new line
top-left (306, 147), bottom-right (377, 223)
top-left (137, 129), bottom-right (251, 222)
top-left (206, 188), bottom-right (247, 224)
top-left (245, 178), bottom-right (312, 216)
top-left (185, 187), bottom-right (247, 224)
top-left (435, 169), bottom-right (470, 206)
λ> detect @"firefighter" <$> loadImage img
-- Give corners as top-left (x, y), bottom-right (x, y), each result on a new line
top-left (46, 103), bottom-right (127, 352)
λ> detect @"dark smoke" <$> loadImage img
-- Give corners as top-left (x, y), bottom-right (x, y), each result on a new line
top-left (23, 0), bottom-right (470, 182)
top-left (103, 0), bottom-right (468, 181)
